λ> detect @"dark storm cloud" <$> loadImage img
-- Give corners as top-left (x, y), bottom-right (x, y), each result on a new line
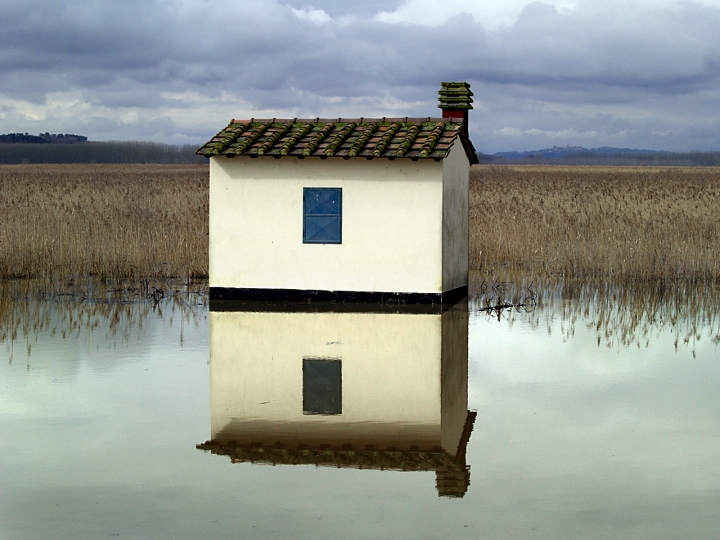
top-left (1, 0), bottom-right (720, 150)
top-left (480, 2), bottom-right (720, 92)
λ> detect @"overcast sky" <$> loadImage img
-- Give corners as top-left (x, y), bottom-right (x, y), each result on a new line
top-left (1, 0), bottom-right (720, 153)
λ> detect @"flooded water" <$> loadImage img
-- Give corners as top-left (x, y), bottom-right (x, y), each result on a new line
top-left (2, 280), bottom-right (720, 539)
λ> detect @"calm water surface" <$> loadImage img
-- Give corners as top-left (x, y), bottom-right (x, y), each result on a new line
top-left (1, 283), bottom-right (719, 539)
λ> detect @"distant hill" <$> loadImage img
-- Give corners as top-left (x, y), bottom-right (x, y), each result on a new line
top-left (491, 145), bottom-right (679, 159)
top-left (0, 132), bottom-right (88, 144)
top-left (481, 146), bottom-right (720, 166)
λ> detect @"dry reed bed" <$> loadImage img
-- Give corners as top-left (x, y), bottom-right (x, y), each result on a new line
top-left (3, 163), bottom-right (718, 286)
top-left (0, 164), bottom-right (208, 281)
top-left (470, 165), bottom-right (720, 281)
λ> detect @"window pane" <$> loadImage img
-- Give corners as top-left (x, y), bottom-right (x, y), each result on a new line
top-left (304, 216), bottom-right (341, 243)
top-left (304, 188), bottom-right (341, 216)
top-left (303, 358), bottom-right (342, 415)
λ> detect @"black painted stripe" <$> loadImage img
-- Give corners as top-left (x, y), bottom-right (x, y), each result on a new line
top-left (209, 285), bottom-right (467, 305)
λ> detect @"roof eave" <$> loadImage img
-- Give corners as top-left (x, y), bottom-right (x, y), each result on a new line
top-left (458, 131), bottom-right (479, 165)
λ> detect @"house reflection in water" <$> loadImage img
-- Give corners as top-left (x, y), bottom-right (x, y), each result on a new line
top-left (197, 301), bottom-right (475, 498)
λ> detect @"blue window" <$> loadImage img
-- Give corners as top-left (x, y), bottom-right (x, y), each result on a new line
top-left (303, 188), bottom-right (342, 244)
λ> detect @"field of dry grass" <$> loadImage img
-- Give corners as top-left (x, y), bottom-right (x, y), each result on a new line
top-left (0, 164), bottom-right (208, 282)
top-left (1, 163), bottom-right (718, 289)
top-left (470, 165), bottom-right (720, 281)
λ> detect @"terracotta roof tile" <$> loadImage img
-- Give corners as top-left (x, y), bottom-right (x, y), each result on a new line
top-left (197, 118), bottom-right (478, 164)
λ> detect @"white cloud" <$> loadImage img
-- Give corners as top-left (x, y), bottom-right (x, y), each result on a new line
top-left (497, 127), bottom-right (523, 137)
top-left (375, 0), bottom-right (577, 28)
top-left (291, 7), bottom-right (332, 24)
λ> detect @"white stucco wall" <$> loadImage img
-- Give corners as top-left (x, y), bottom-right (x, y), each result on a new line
top-left (441, 143), bottom-right (470, 291)
top-left (210, 156), bottom-right (445, 293)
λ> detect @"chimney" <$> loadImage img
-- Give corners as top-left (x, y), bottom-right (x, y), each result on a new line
top-left (438, 82), bottom-right (473, 138)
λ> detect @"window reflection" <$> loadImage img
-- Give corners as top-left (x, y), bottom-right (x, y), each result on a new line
top-left (303, 358), bottom-right (342, 415)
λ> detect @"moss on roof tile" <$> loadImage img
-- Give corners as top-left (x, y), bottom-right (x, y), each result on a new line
top-left (395, 124), bottom-right (421, 158)
top-left (372, 122), bottom-right (400, 157)
top-left (197, 117), bottom-right (477, 164)
top-left (279, 123), bottom-right (306, 155)
top-left (230, 122), bottom-right (269, 155)
top-left (257, 123), bottom-right (292, 156)
top-left (302, 122), bottom-right (335, 157)
top-left (324, 122), bottom-right (357, 156)
top-left (347, 123), bottom-right (378, 157)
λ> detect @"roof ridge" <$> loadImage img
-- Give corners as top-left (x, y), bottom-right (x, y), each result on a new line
top-left (230, 117), bottom-right (457, 124)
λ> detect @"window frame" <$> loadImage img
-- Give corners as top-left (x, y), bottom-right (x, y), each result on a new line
top-left (302, 187), bottom-right (342, 245)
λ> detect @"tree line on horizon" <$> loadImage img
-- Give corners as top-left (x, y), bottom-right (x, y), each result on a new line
top-left (0, 134), bottom-right (206, 164)
top-left (0, 132), bottom-right (88, 144)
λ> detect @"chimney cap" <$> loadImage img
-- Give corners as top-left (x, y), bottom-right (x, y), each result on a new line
top-left (438, 82), bottom-right (473, 110)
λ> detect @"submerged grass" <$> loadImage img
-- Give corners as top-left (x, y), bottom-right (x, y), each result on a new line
top-left (0, 164), bottom-right (208, 283)
top-left (470, 165), bottom-right (720, 281)
top-left (469, 269), bottom-right (720, 352)
top-left (0, 277), bottom-right (208, 366)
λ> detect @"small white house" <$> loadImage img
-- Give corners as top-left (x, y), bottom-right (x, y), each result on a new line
top-left (198, 82), bottom-right (478, 303)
